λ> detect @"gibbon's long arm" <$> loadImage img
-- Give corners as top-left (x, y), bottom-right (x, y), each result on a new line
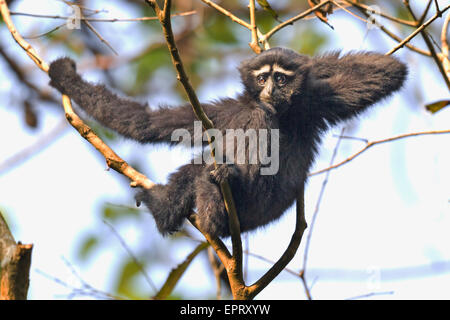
top-left (307, 52), bottom-right (408, 126)
top-left (48, 58), bottom-right (239, 144)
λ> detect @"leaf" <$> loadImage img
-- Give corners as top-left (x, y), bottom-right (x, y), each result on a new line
top-left (307, 0), bottom-right (334, 29)
top-left (115, 258), bottom-right (143, 299)
top-left (425, 100), bottom-right (450, 114)
top-left (102, 203), bottom-right (139, 221)
top-left (256, 0), bottom-right (282, 22)
top-left (204, 14), bottom-right (238, 44)
top-left (154, 242), bottom-right (209, 300)
top-left (290, 27), bottom-right (328, 56)
top-left (77, 235), bottom-right (100, 261)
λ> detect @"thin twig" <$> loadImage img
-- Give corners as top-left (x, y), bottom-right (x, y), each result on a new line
top-left (344, 0), bottom-right (431, 57)
top-left (346, 0), bottom-right (417, 27)
top-left (35, 265), bottom-right (121, 300)
top-left (386, 4), bottom-right (450, 57)
top-left (262, 0), bottom-right (333, 42)
top-left (82, 19), bottom-right (118, 55)
top-left (103, 220), bottom-right (157, 293)
top-left (301, 127), bottom-right (346, 300)
top-left (310, 129), bottom-right (450, 177)
top-left (10, 10), bottom-right (196, 22)
top-left (441, 12), bottom-right (450, 75)
top-left (0, 119), bottom-right (68, 175)
top-left (246, 183), bottom-right (307, 299)
top-left (330, 0), bottom-right (368, 24)
top-left (400, 2), bottom-right (450, 90)
top-left (23, 22), bottom-right (67, 39)
top-left (3, 0), bottom-right (155, 191)
top-left (347, 290), bottom-right (394, 300)
top-left (199, 0), bottom-right (251, 29)
top-left (418, 0), bottom-right (433, 25)
top-left (61, 96), bottom-right (155, 189)
top-left (0, 0), bottom-right (48, 71)
top-left (208, 247), bottom-right (224, 300)
top-left (248, 0), bottom-right (261, 53)
top-left (146, 0), bottom-right (245, 298)
top-left (199, 0), bottom-right (269, 50)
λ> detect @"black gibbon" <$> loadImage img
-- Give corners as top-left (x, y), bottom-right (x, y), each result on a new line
top-left (48, 47), bottom-right (407, 238)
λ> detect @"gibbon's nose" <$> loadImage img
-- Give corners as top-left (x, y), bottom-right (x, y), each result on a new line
top-left (260, 77), bottom-right (274, 102)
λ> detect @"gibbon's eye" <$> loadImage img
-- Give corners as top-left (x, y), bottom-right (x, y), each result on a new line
top-left (256, 74), bottom-right (266, 86)
top-left (274, 73), bottom-right (287, 86)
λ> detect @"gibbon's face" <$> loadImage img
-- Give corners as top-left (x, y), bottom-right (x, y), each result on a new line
top-left (239, 47), bottom-right (311, 112)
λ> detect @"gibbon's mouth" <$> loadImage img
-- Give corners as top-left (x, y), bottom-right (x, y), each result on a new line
top-left (259, 100), bottom-right (277, 114)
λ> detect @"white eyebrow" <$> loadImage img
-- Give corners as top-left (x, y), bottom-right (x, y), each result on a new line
top-left (273, 64), bottom-right (295, 76)
top-left (252, 64), bottom-right (271, 76)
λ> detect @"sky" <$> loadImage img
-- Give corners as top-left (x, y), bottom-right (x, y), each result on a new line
top-left (0, 0), bottom-right (449, 300)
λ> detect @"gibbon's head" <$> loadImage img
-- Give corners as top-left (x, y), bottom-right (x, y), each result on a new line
top-left (239, 47), bottom-right (311, 112)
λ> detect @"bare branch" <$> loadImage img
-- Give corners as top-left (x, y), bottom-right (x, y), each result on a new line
top-left (1, 0), bottom-right (154, 189)
top-left (300, 127), bottom-right (345, 300)
top-left (145, 0), bottom-right (245, 298)
top-left (246, 184), bottom-right (307, 299)
top-left (9, 10), bottom-right (196, 22)
top-left (440, 12), bottom-right (450, 77)
top-left (248, 0), bottom-right (262, 53)
top-left (200, 0), bottom-right (251, 29)
top-left (344, 0), bottom-right (431, 57)
top-left (103, 220), bottom-right (157, 293)
top-left (310, 129), bottom-right (450, 177)
top-left (0, 119), bottom-right (68, 175)
top-left (262, 0), bottom-right (333, 42)
top-left (386, 4), bottom-right (450, 57)
top-left (398, 2), bottom-right (450, 90)
top-left (0, 212), bottom-right (33, 300)
top-left (61, 96), bottom-right (155, 189)
top-left (347, 0), bottom-right (416, 27)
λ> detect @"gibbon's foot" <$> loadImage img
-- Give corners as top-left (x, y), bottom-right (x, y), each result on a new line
top-left (209, 164), bottom-right (238, 185)
top-left (135, 186), bottom-right (185, 235)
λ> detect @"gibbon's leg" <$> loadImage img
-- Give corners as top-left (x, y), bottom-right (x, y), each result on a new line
top-left (194, 171), bottom-right (230, 238)
top-left (136, 163), bottom-right (203, 235)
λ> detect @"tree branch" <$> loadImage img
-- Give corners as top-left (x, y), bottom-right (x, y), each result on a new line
top-left (146, 0), bottom-right (246, 298)
top-left (248, 0), bottom-right (261, 54)
top-left (344, 0), bottom-right (432, 57)
top-left (310, 129), bottom-right (450, 177)
top-left (0, 212), bottom-right (33, 300)
top-left (399, 1), bottom-right (450, 90)
top-left (0, 0), bottom-right (155, 190)
top-left (262, 0), bottom-right (333, 42)
top-left (386, 4), bottom-right (450, 57)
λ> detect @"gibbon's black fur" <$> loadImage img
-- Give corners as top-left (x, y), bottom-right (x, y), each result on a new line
top-left (48, 48), bottom-right (407, 238)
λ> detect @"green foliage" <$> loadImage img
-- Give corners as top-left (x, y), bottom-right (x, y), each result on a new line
top-left (115, 258), bottom-right (146, 299)
top-left (289, 28), bottom-right (328, 56)
top-left (76, 203), bottom-right (140, 263)
top-left (101, 203), bottom-right (140, 221)
top-left (77, 234), bottom-right (99, 261)
top-left (132, 47), bottom-right (172, 94)
top-left (154, 242), bottom-right (209, 300)
top-left (204, 14), bottom-right (239, 45)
